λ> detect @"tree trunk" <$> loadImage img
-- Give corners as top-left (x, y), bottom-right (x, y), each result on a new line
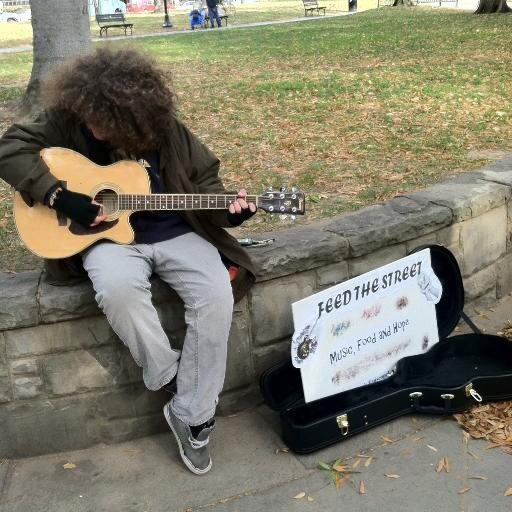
top-left (475, 0), bottom-right (511, 13)
top-left (20, 0), bottom-right (91, 114)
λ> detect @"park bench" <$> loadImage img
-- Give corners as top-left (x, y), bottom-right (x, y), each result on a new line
top-left (96, 13), bottom-right (134, 37)
top-left (302, 0), bottom-right (326, 16)
top-left (203, 13), bottom-right (229, 27)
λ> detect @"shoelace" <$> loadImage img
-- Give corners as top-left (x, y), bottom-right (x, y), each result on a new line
top-left (189, 436), bottom-right (209, 449)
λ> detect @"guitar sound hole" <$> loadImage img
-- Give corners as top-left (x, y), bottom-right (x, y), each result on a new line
top-left (94, 189), bottom-right (119, 216)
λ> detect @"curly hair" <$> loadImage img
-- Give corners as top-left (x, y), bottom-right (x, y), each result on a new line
top-left (42, 47), bottom-right (177, 152)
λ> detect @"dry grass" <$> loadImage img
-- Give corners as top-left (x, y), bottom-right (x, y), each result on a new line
top-left (0, 8), bottom-right (511, 271)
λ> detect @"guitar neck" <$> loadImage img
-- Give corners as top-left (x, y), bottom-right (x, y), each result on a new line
top-left (117, 194), bottom-right (260, 211)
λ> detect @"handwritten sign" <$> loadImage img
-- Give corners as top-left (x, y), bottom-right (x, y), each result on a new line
top-left (291, 249), bottom-right (442, 403)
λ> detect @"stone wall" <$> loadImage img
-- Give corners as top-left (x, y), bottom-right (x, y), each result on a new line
top-left (1, 156), bottom-right (512, 457)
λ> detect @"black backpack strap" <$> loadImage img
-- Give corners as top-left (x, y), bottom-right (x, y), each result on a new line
top-left (461, 311), bottom-right (482, 335)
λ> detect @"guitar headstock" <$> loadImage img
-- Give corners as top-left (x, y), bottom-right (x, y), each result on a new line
top-left (258, 187), bottom-right (306, 217)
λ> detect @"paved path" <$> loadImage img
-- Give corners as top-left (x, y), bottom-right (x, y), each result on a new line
top-left (1, 294), bottom-right (511, 512)
top-left (0, 13), bottom-right (353, 55)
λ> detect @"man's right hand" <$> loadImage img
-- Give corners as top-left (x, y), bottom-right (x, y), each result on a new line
top-left (51, 188), bottom-right (107, 228)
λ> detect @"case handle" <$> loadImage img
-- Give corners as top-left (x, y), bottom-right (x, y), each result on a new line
top-left (409, 392), bottom-right (455, 414)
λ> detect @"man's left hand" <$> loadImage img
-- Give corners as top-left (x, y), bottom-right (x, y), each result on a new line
top-left (227, 189), bottom-right (257, 226)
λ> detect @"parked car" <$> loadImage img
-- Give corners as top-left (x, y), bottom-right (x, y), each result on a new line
top-left (0, 9), bottom-right (31, 22)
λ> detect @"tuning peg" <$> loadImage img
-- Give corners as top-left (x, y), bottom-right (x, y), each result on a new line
top-left (266, 186), bottom-right (273, 193)
top-left (279, 214), bottom-right (288, 221)
top-left (290, 215), bottom-right (296, 221)
top-left (291, 186), bottom-right (298, 193)
top-left (280, 186), bottom-right (286, 192)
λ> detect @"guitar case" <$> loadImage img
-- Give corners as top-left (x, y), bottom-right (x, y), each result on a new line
top-left (260, 245), bottom-right (512, 453)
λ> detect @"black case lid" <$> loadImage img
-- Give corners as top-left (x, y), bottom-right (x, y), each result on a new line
top-left (409, 244), bottom-right (465, 340)
top-left (260, 244), bottom-right (465, 411)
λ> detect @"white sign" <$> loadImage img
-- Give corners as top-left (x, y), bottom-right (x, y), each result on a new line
top-left (291, 249), bottom-right (442, 403)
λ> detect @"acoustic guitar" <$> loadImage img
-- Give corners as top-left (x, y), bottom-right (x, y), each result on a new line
top-left (14, 147), bottom-right (306, 259)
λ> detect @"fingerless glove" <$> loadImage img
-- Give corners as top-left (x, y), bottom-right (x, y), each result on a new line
top-left (51, 189), bottom-right (100, 228)
top-left (227, 207), bottom-right (256, 227)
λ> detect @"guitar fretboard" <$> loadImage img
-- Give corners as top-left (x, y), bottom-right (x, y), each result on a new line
top-left (117, 194), bottom-right (259, 211)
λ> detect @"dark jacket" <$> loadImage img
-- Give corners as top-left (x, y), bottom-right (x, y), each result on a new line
top-left (0, 109), bottom-right (255, 302)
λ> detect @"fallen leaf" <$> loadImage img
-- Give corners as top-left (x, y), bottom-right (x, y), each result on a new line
top-left (318, 462), bottom-right (331, 471)
top-left (364, 457), bottom-right (373, 467)
top-left (385, 474), bottom-right (400, 479)
top-left (468, 476), bottom-right (488, 480)
top-left (435, 458), bottom-right (445, 473)
top-left (505, 487), bottom-right (512, 496)
top-left (445, 457), bottom-right (451, 473)
top-left (359, 481), bottom-right (366, 494)
top-left (458, 487), bottom-right (471, 495)
top-left (427, 445), bottom-right (438, 452)
top-left (275, 447), bottom-right (289, 455)
top-left (293, 492), bottom-right (306, 499)
top-left (307, 496), bottom-right (314, 502)
top-left (62, 462), bottom-right (76, 469)
top-left (352, 458), bottom-right (361, 469)
top-left (381, 436), bottom-right (396, 444)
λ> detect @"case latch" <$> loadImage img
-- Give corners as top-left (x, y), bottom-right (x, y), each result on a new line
top-left (336, 414), bottom-right (349, 436)
top-left (465, 383), bottom-right (483, 403)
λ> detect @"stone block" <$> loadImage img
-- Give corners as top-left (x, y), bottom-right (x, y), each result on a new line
top-left (315, 261), bottom-right (349, 289)
top-left (405, 233), bottom-right (438, 253)
top-left (13, 376), bottom-right (43, 400)
top-left (496, 252), bottom-right (512, 299)
top-left (39, 279), bottom-right (99, 324)
top-left (10, 359), bottom-right (39, 375)
top-left (348, 244), bottom-right (406, 278)
top-left (249, 221), bottom-right (349, 281)
top-left (437, 224), bottom-right (461, 248)
top-left (476, 156), bottom-right (512, 186)
top-left (250, 272), bottom-right (316, 346)
top-left (0, 335), bottom-right (10, 403)
top-left (507, 202), bottom-right (512, 253)
top-left (5, 316), bottom-right (117, 358)
top-left (325, 196), bottom-right (451, 257)
top-left (412, 176), bottom-right (510, 222)
top-left (463, 264), bottom-right (497, 301)
top-left (0, 272), bottom-right (40, 330)
top-left (42, 345), bottom-right (140, 396)
top-left (460, 206), bottom-right (507, 276)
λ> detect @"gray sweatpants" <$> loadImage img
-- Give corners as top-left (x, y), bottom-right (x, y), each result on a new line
top-left (82, 232), bottom-right (234, 426)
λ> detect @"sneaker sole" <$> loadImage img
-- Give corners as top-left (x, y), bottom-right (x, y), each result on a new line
top-left (163, 404), bottom-right (212, 475)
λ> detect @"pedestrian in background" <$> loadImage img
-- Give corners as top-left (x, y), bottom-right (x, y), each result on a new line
top-left (206, 0), bottom-right (222, 28)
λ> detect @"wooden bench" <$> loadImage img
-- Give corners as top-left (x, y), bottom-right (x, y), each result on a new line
top-left (203, 13), bottom-right (229, 27)
top-left (96, 13), bottom-right (133, 37)
top-left (302, 0), bottom-right (326, 15)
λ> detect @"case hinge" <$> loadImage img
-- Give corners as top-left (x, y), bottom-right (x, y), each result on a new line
top-left (336, 414), bottom-right (349, 436)
top-left (465, 383), bottom-right (483, 403)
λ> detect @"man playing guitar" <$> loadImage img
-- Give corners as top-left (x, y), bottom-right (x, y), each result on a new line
top-left (0, 48), bottom-right (257, 475)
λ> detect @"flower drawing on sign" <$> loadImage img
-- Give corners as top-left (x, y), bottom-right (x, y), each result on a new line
top-left (361, 304), bottom-right (382, 320)
top-left (331, 320), bottom-right (351, 337)
top-left (417, 269), bottom-right (442, 304)
top-left (291, 325), bottom-right (318, 368)
top-left (395, 296), bottom-right (409, 310)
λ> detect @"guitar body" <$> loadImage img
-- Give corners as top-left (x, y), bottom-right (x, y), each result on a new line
top-left (14, 148), bottom-right (150, 259)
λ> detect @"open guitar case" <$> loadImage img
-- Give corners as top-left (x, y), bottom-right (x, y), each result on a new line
top-left (260, 245), bottom-right (512, 453)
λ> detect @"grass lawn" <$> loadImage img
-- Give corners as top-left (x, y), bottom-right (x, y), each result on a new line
top-left (0, 8), bottom-right (511, 271)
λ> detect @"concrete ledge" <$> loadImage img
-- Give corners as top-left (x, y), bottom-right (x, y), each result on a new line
top-left (1, 155), bottom-right (512, 457)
